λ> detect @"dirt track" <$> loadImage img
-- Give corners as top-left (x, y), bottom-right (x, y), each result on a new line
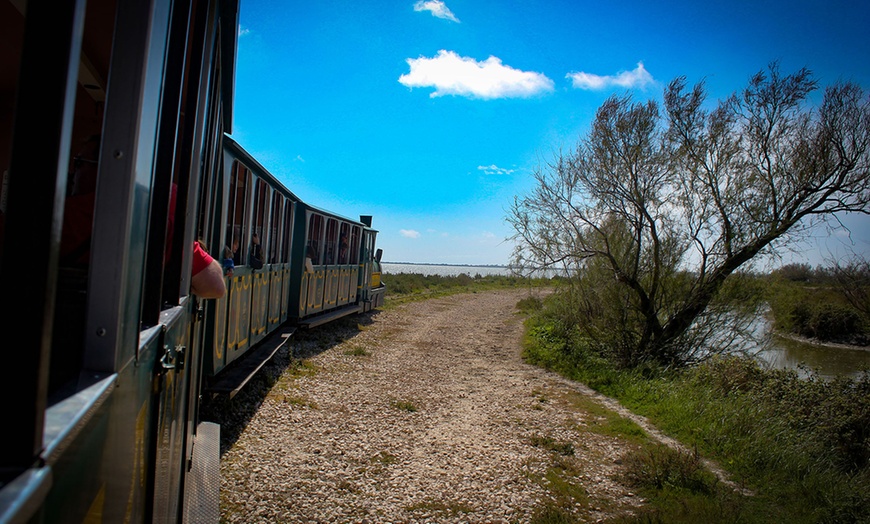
top-left (217, 288), bottom-right (654, 523)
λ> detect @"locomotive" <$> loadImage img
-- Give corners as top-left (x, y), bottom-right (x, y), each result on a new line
top-left (0, 0), bottom-right (384, 522)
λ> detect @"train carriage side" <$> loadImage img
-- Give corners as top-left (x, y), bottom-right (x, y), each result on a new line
top-left (289, 204), bottom-right (385, 328)
top-left (200, 136), bottom-right (387, 395)
top-left (202, 135), bottom-right (301, 394)
top-left (0, 0), bottom-right (238, 522)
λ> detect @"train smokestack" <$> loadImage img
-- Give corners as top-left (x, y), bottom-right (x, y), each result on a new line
top-left (360, 215), bottom-right (372, 227)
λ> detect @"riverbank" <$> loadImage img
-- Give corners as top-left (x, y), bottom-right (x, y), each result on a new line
top-left (773, 330), bottom-right (870, 352)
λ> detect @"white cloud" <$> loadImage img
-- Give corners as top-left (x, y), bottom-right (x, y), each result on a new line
top-left (400, 229), bottom-right (421, 238)
top-left (567, 62), bottom-right (655, 91)
top-left (238, 27), bottom-right (251, 37)
top-left (414, 0), bottom-right (460, 23)
top-left (399, 50), bottom-right (554, 99)
top-left (477, 164), bottom-right (515, 175)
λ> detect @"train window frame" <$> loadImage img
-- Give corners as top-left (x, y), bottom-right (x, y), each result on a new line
top-left (251, 177), bottom-right (269, 265)
top-left (192, 55), bottom-right (225, 292)
top-left (268, 192), bottom-right (282, 263)
top-left (350, 225), bottom-right (361, 265)
top-left (338, 223), bottom-right (350, 264)
top-left (226, 160), bottom-right (251, 265)
top-left (324, 218), bottom-right (338, 265)
top-left (281, 199), bottom-right (293, 264)
top-left (306, 212), bottom-right (324, 265)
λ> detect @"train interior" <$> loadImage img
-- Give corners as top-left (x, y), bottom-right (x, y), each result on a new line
top-left (2, 0), bottom-right (214, 402)
top-left (1, 0), bottom-right (119, 401)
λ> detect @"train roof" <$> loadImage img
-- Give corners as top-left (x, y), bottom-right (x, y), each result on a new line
top-left (298, 201), bottom-right (379, 233)
top-left (224, 133), bottom-right (301, 202)
top-left (224, 134), bottom-right (378, 232)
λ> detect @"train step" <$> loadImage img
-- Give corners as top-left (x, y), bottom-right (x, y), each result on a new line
top-left (206, 327), bottom-right (296, 398)
top-left (298, 304), bottom-right (363, 328)
top-left (184, 421), bottom-right (220, 523)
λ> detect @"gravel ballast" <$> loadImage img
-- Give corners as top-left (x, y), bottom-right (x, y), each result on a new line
top-left (212, 288), bottom-right (652, 523)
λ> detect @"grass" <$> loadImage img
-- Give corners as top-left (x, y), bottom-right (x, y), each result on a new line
top-left (342, 344), bottom-right (370, 356)
top-left (391, 399), bottom-right (419, 412)
top-left (529, 435), bottom-right (576, 456)
top-left (405, 499), bottom-right (475, 517)
top-left (382, 271), bottom-right (554, 307)
top-left (370, 450), bottom-right (398, 465)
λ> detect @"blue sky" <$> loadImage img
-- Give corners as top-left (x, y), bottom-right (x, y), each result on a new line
top-left (230, 0), bottom-right (870, 267)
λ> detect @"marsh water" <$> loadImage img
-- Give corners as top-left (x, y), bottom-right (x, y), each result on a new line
top-left (755, 334), bottom-right (869, 380)
top-left (381, 263), bottom-right (870, 380)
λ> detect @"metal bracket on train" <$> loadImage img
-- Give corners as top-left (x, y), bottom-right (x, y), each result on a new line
top-left (161, 344), bottom-right (186, 371)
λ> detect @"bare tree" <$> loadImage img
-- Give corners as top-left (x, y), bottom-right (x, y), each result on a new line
top-left (508, 63), bottom-right (870, 367)
top-left (829, 255), bottom-right (870, 320)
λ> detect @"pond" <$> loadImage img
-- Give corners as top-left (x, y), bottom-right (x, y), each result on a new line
top-left (754, 333), bottom-right (870, 380)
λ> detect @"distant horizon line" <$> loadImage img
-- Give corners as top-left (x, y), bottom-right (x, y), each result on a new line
top-left (382, 261), bottom-right (509, 268)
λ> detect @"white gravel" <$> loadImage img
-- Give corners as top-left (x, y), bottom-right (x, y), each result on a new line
top-left (215, 289), bottom-right (652, 523)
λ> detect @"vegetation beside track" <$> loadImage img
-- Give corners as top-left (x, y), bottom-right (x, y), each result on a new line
top-left (519, 291), bottom-right (870, 524)
top-left (381, 271), bottom-right (552, 307)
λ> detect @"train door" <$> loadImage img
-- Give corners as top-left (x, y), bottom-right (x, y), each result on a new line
top-left (360, 229), bottom-right (374, 302)
top-left (178, 10), bottom-right (231, 520)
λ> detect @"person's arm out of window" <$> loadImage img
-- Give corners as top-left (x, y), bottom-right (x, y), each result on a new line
top-left (191, 241), bottom-right (226, 299)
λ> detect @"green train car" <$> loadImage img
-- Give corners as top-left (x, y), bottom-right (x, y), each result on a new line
top-left (0, 0), bottom-right (385, 522)
top-left (204, 137), bottom-right (385, 397)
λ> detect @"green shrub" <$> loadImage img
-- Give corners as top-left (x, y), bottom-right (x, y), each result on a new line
top-left (621, 444), bottom-right (717, 494)
top-left (767, 279), bottom-right (869, 344)
top-left (792, 303), bottom-right (864, 342)
top-left (516, 295), bottom-right (543, 314)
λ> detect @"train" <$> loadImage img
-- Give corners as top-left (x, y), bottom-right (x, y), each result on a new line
top-left (0, 0), bottom-right (385, 522)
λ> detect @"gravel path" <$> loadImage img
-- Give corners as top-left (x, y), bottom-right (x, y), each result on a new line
top-left (214, 288), bottom-right (651, 523)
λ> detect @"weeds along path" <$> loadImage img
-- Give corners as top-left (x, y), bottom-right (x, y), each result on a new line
top-left (219, 288), bottom-right (652, 523)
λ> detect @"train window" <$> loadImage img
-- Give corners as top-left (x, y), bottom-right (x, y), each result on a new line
top-left (269, 193), bottom-right (282, 263)
top-left (324, 218), bottom-right (338, 265)
top-left (44, 0), bottom-right (115, 397)
top-left (350, 226), bottom-right (361, 265)
top-left (226, 160), bottom-right (251, 265)
top-left (306, 213), bottom-right (324, 265)
top-left (194, 69), bottom-right (224, 273)
top-left (338, 223), bottom-right (350, 264)
top-left (251, 178), bottom-right (268, 265)
top-left (281, 200), bottom-right (293, 263)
